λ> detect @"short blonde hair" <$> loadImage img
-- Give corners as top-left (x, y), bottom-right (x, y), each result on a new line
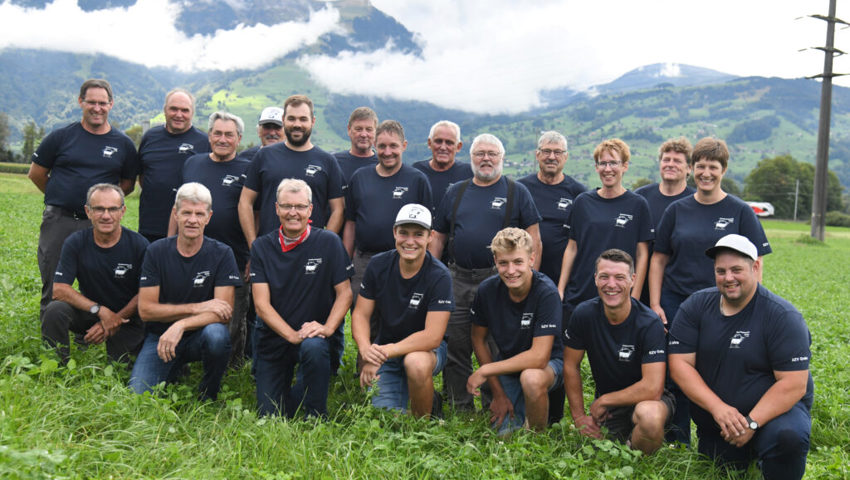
top-left (489, 227), bottom-right (533, 257)
top-left (593, 138), bottom-right (630, 165)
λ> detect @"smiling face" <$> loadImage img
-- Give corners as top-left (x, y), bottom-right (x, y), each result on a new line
top-left (376, 130), bottom-right (406, 173)
top-left (348, 118), bottom-right (376, 155)
top-left (275, 188), bottom-right (313, 238)
top-left (394, 223), bottom-right (431, 262)
top-left (428, 125), bottom-right (462, 169)
top-left (594, 258), bottom-right (634, 311)
top-left (208, 118), bottom-right (241, 161)
top-left (494, 248), bottom-right (534, 293)
top-left (659, 150), bottom-right (690, 184)
top-left (536, 140), bottom-right (568, 178)
top-left (78, 87), bottom-right (113, 131)
top-left (283, 103), bottom-right (315, 147)
top-left (595, 149), bottom-right (628, 189)
top-left (471, 143), bottom-right (503, 182)
top-left (164, 92), bottom-right (194, 134)
top-left (86, 188), bottom-right (125, 236)
top-left (714, 250), bottom-right (759, 307)
top-left (174, 199), bottom-right (211, 241)
top-left (257, 122), bottom-right (283, 147)
top-left (693, 157), bottom-right (726, 195)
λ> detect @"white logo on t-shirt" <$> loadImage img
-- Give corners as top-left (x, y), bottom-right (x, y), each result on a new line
top-left (520, 312), bottom-right (533, 328)
top-left (305, 165), bottom-right (321, 177)
top-left (193, 271), bottom-right (210, 287)
top-left (305, 258), bottom-right (322, 274)
top-left (715, 217), bottom-right (734, 230)
top-left (178, 143), bottom-right (193, 154)
top-left (222, 175), bottom-right (240, 186)
top-left (392, 187), bottom-right (408, 199)
top-left (615, 213), bottom-right (633, 227)
top-left (557, 198), bottom-right (573, 210)
top-left (618, 345), bottom-right (635, 361)
top-left (114, 263), bottom-right (131, 278)
top-left (409, 293), bottom-right (424, 309)
top-left (729, 331), bottom-right (750, 349)
top-left (102, 146), bottom-right (118, 158)
top-left (491, 197), bottom-right (506, 209)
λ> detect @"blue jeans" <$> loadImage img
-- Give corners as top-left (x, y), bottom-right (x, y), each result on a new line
top-left (254, 326), bottom-right (332, 418)
top-left (660, 288), bottom-right (692, 445)
top-left (492, 358), bottom-right (564, 435)
top-left (696, 401), bottom-right (811, 480)
top-left (372, 341), bottom-right (447, 412)
top-left (129, 323), bottom-right (231, 401)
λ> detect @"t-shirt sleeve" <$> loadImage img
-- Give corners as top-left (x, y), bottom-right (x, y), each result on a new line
top-left (329, 235), bottom-right (355, 285)
top-left (640, 317), bottom-right (667, 363)
top-left (766, 308), bottom-right (811, 371)
top-left (636, 195), bottom-right (654, 242)
top-left (563, 304), bottom-right (588, 350)
top-left (32, 128), bottom-right (62, 168)
top-left (243, 152), bottom-right (262, 192)
top-left (139, 243), bottom-right (162, 287)
top-left (432, 186), bottom-right (454, 234)
top-left (214, 246), bottom-right (242, 287)
top-left (249, 242), bottom-right (269, 284)
top-left (668, 296), bottom-right (701, 354)
top-left (653, 204), bottom-right (676, 254)
top-left (358, 256), bottom-right (378, 301)
top-left (344, 176), bottom-right (358, 222)
top-left (516, 183), bottom-right (542, 228)
top-left (53, 233), bottom-right (80, 285)
top-left (469, 287), bottom-right (487, 327)
top-left (120, 136), bottom-right (139, 180)
top-left (417, 175), bottom-right (433, 210)
top-left (426, 268), bottom-right (454, 312)
top-left (739, 204), bottom-right (772, 256)
top-left (568, 194), bottom-right (587, 240)
top-left (327, 156), bottom-right (344, 200)
top-left (532, 289), bottom-right (562, 338)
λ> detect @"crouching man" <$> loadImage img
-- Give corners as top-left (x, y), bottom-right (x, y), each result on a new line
top-left (466, 227), bottom-right (563, 434)
top-left (352, 203), bottom-right (452, 418)
top-left (251, 179), bottom-right (353, 418)
top-left (129, 182), bottom-right (240, 401)
top-left (563, 249), bottom-right (673, 455)
top-left (669, 234), bottom-right (813, 478)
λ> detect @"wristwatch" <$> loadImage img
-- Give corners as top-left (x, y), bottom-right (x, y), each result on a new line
top-left (89, 303), bottom-right (101, 315)
top-left (745, 415), bottom-right (759, 431)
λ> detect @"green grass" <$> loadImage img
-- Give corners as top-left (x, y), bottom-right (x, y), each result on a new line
top-left (1, 174), bottom-right (848, 479)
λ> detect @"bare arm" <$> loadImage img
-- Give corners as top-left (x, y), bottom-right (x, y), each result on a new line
top-left (342, 220), bottom-right (356, 258)
top-left (632, 241), bottom-right (649, 301)
top-left (251, 282), bottom-right (301, 344)
top-left (351, 295), bottom-right (375, 354)
top-left (325, 197), bottom-right (344, 234)
top-left (589, 361), bottom-right (665, 421)
top-left (525, 223), bottom-right (542, 271)
top-left (473, 331), bottom-right (552, 379)
top-left (153, 285), bottom-right (234, 362)
top-left (748, 369), bottom-right (808, 429)
top-left (138, 285), bottom-right (233, 324)
top-left (469, 324), bottom-right (509, 401)
top-left (298, 280), bottom-right (353, 339)
top-left (428, 231), bottom-right (447, 260)
top-left (28, 163), bottom-right (50, 193)
top-left (563, 346), bottom-right (602, 438)
top-left (381, 310), bottom-right (449, 359)
top-left (238, 187), bottom-right (260, 248)
top-left (648, 252), bottom-right (670, 325)
top-left (557, 239), bottom-right (578, 300)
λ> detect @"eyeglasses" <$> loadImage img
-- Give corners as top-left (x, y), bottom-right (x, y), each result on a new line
top-left (88, 206), bottom-right (123, 215)
top-left (472, 151), bottom-right (501, 159)
top-left (277, 203), bottom-right (310, 212)
top-left (596, 161), bottom-right (622, 169)
top-left (82, 100), bottom-right (111, 108)
top-left (538, 149), bottom-right (566, 157)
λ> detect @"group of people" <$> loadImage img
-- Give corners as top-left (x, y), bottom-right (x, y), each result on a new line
top-left (28, 79), bottom-right (812, 479)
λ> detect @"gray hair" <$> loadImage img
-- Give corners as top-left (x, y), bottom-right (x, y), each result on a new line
top-left (428, 120), bottom-right (461, 142)
top-left (85, 183), bottom-right (124, 206)
top-left (164, 88), bottom-right (196, 110)
top-left (537, 131), bottom-right (567, 150)
top-left (208, 111), bottom-right (244, 136)
top-left (470, 133), bottom-right (505, 157)
top-left (276, 178), bottom-right (313, 204)
top-left (174, 182), bottom-right (213, 211)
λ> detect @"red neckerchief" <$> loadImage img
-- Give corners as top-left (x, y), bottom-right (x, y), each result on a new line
top-left (279, 224), bottom-right (311, 252)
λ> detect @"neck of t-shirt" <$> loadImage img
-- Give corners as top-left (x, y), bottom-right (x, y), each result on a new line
top-left (80, 120), bottom-right (112, 136)
top-left (398, 255), bottom-right (425, 279)
top-left (604, 298), bottom-right (632, 325)
top-left (376, 162), bottom-right (402, 177)
top-left (473, 174), bottom-right (501, 187)
top-left (658, 180), bottom-right (688, 196)
top-left (176, 235), bottom-right (204, 258)
top-left (429, 159), bottom-right (454, 172)
top-left (210, 152), bottom-right (236, 163)
top-left (597, 185), bottom-right (626, 199)
top-left (349, 147), bottom-right (374, 158)
top-left (93, 227), bottom-right (122, 249)
top-left (285, 141), bottom-right (313, 152)
top-left (537, 171), bottom-right (565, 185)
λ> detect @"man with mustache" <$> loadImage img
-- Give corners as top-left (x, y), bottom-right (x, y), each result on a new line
top-left (237, 106), bottom-right (285, 161)
top-left (429, 133), bottom-right (542, 411)
top-left (413, 120), bottom-right (473, 213)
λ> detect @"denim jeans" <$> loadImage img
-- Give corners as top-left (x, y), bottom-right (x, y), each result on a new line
top-left (372, 341), bottom-right (448, 412)
top-left (128, 323), bottom-right (231, 401)
top-left (254, 326), bottom-right (333, 418)
top-left (660, 288), bottom-right (692, 445)
top-left (492, 358), bottom-right (564, 435)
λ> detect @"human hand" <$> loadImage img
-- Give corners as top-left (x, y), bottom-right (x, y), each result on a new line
top-left (360, 363), bottom-right (380, 389)
top-left (574, 415), bottom-right (603, 438)
top-left (194, 298), bottom-right (233, 321)
top-left (362, 343), bottom-right (388, 367)
top-left (489, 393), bottom-right (514, 427)
top-left (157, 322), bottom-right (186, 362)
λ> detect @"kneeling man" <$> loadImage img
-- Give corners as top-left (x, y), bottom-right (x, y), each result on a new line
top-left (130, 182), bottom-right (241, 401)
top-left (669, 234), bottom-right (813, 479)
top-left (466, 227), bottom-right (563, 434)
top-left (251, 179), bottom-right (353, 418)
top-left (352, 203), bottom-right (452, 418)
top-left (42, 183), bottom-right (148, 364)
top-left (563, 249), bottom-right (673, 455)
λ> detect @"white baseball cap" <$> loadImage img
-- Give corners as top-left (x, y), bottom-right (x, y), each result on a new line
top-left (394, 203), bottom-right (432, 230)
top-left (258, 107), bottom-right (283, 126)
top-left (705, 234), bottom-right (758, 261)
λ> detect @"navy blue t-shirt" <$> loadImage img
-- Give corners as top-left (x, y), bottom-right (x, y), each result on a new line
top-left (669, 285), bottom-right (813, 429)
top-left (345, 165), bottom-right (432, 253)
top-left (54, 226), bottom-right (149, 314)
top-left (471, 271), bottom-right (562, 361)
top-left (137, 125), bottom-right (210, 237)
top-left (359, 250), bottom-right (454, 345)
top-left (334, 150), bottom-right (378, 190)
top-left (654, 195), bottom-right (771, 296)
top-left (243, 143), bottom-right (344, 235)
top-left (180, 154), bottom-right (251, 272)
top-left (33, 122), bottom-right (138, 212)
top-left (518, 173), bottom-right (587, 283)
top-left (139, 236), bottom-right (242, 335)
top-left (250, 228), bottom-right (353, 332)
top-left (564, 190), bottom-right (653, 307)
top-left (236, 145), bottom-right (260, 162)
top-left (634, 183), bottom-right (696, 229)
top-left (434, 177), bottom-right (541, 269)
top-left (564, 297), bottom-right (667, 398)
top-left (412, 160), bottom-right (474, 212)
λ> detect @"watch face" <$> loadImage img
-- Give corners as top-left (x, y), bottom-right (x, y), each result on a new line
top-left (749, 421), bottom-right (758, 429)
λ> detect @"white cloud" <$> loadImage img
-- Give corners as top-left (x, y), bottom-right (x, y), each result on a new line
top-left (0, 0), bottom-right (342, 71)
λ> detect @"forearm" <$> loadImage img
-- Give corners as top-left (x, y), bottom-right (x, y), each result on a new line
top-left (670, 356), bottom-right (730, 414)
top-left (52, 283), bottom-right (97, 311)
top-left (428, 231), bottom-right (446, 260)
top-left (557, 241), bottom-right (577, 295)
top-left (238, 194), bottom-right (258, 247)
top-left (632, 242), bottom-right (649, 299)
top-left (748, 373), bottom-right (808, 426)
top-left (563, 365), bottom-right (587, 419)
top-left (139, 300), bottom-right (203, 323)
top-left (173, 311), bottom-right (225, 332)
top-left (326, 199), bottom-right (344, 234)
top-left (254, 301), bottom-right (299, 343)
top-left (322, 286), bottom-right (352, 333)
top-left (114, 295), bottom-right (139, 320)
top-left (342, 221), bottom-right (355, 258)
top-left (648, 253), bottom-right (668, 308)
top-left (384, 330), bottom-right (443, 359)
top-left (595, 377), bottom-right (663, 410)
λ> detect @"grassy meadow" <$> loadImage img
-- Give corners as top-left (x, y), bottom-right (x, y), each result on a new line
top-left (0, 172), bottom-right (848, 479)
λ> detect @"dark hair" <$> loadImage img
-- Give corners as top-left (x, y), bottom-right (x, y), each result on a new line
top-left (595, 248), bottom-right (634, 275)
top-left (691, 137), bottom-right (729, 170)
top-left (376, 120), bottom-right (405, 142)
top-left (283, 94), bottom-right (314, 118)
top-left (79, 79), bottom-right (113, 102)
top-left (348, 107), bottom-right (378, 128)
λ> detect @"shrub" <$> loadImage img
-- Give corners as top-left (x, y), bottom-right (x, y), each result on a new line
top-left (825, 210), bottom-right (850, 228)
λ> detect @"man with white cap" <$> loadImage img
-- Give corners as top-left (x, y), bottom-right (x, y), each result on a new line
top-left (669, 234), bottom-right (813, 479)
top-left (237, 106), bottom-right (285, 161)
top-left (352, 203), bottom-right (453, 418)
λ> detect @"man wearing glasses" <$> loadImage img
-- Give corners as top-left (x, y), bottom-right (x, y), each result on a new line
top-left (42, 183), bottom-right (149, 364)
top-left (429, 133), bottom-right (542, 411)
top-left (28, 78), bottom-right (138, 321)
